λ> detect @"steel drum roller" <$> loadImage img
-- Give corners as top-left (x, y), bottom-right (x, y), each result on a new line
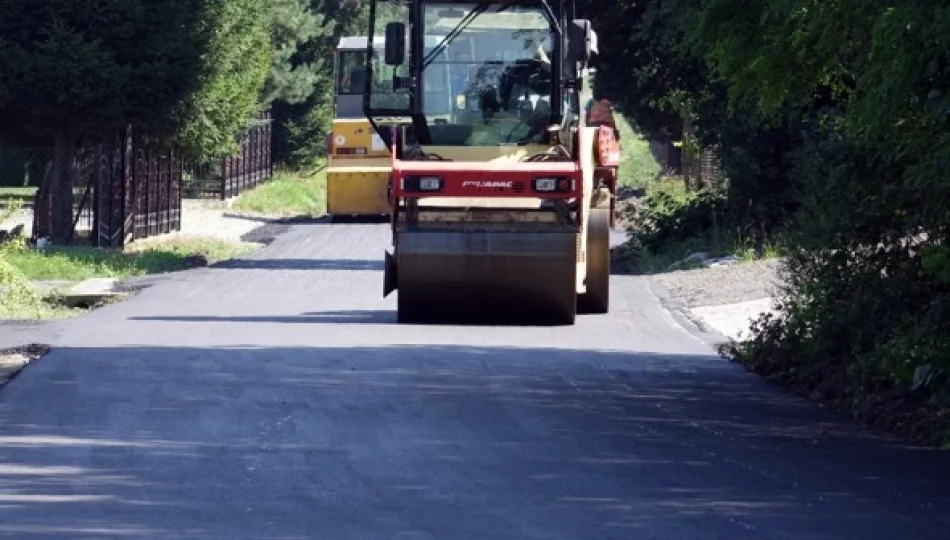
top-left (394, 229), bottom-right (578, 325)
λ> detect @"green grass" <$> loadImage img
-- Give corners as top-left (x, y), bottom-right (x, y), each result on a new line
top-left (614, 114), bottom-right (664, 189)
top-left (0, 295), bottom-right (86, 321)
top-left (232, 168), bottom-right (327, 218)
top-left (623, 232), bottom-right (785, 274)
top-left (5, 236), bottom-right (257, 282)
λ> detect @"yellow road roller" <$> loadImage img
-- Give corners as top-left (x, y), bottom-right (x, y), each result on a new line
top-left (326, 36), bottom-right (396, 219)
top-left (327, 34), bottom-right (458, 219)
top-left (365, 0), bottom-right (618, 325)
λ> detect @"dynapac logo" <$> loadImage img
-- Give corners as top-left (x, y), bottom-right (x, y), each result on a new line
top-left (462, 180), bottom-right (513, 189)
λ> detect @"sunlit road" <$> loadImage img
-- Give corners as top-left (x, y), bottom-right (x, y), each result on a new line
top-left (1, 221), bottom-right (948, 539)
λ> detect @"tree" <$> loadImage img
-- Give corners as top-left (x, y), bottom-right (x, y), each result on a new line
top-left (260, 0), bottom-right (329, 108)
top-left (0, 0), bottom-right (215, 243)
top-left (268, 0), bottom-right (367, 168)
top-left (0, 0), bottom-right (273, 243)
top-left (175, 0), bottom-right (273, 163)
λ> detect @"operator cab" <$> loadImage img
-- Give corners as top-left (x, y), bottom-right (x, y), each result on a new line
top-left (364, 0), bottom-right (597, 151)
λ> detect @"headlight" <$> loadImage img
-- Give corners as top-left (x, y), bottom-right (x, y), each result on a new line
top-left (419, 176), bottom-right (441, 190)
top-left (403, 176), bottom-right (443, 192)
top-left (533, 177), bottom-right (573, 192)
top-left (534, 177), bottom-right (558, 191)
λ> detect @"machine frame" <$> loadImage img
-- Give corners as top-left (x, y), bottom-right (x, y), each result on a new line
top-left (364, 0), bottom-right (619, 325)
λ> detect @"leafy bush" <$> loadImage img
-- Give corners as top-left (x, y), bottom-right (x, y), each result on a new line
top-left (589, 0), bottom-right (950, 443)
top-left (632, 183), bottom-right (728, 254)
top-left (727, 130), bottom-right (950, 446)
top-left (0, 202), bottom-right (41, 318)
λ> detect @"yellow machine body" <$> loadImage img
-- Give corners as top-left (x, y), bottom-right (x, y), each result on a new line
top-left (326, 35), bottom-right (400, 218)
top-left (326, 118), bottom-right (392, 217)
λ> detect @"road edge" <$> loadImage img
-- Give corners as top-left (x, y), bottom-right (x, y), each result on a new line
top-left (646, 277), bottom-right (733, 351)
top-left (0, 343), bottom-right (50, 390)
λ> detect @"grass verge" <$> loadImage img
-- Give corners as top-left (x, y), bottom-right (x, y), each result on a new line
top-left (1, 234), bottom-right (257, 320)
top-left (614, 114), bottom-right (664, 189)
top-left (232, 167), bottom-right (326, 219)
top-left (6, 236), bottom-right (256, 282)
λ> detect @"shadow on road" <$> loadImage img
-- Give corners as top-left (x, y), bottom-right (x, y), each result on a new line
top-left (128, 310), bottom-right (396, 324)
top-left (212, 259), bottom-right (384, 271)
top-left (328, 214), bottom-right (390, 224)
top-left (126, 307), bottom-right (614, 327)
top-left (0, 344), bottom-right (949, 538)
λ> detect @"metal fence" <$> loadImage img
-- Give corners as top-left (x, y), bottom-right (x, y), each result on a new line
top-left (183, 110), bottom-right (274, 199)
top-left (22, 128), bottom-right (181, 247)
top-left (680, 120), bottom-right (727, 191)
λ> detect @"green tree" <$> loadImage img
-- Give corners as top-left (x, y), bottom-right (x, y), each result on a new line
top-left (594, 0), bottom-right (950, 434)
top-left (0, 0), bottom-right (273, 244)
top-left (260, 0), bottom-right (329, 108)
top-left (176, 0), bottom-right (273, 163)
top-left (269, 0), bottom-right (367, 168)
top-left (0, 0), bottom-right (215, 243)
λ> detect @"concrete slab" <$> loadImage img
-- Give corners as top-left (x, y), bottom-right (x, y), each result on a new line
top-left (691, 297), bottom-right (778, 341)
top-left (57, 277), bottom-right (125, 308)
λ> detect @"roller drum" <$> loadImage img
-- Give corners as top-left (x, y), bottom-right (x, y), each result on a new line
top-left (395, 229), bottom-right (578, 325)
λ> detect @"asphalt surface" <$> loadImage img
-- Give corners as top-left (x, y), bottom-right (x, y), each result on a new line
top-left (1, 221), bottom-right (949, 539)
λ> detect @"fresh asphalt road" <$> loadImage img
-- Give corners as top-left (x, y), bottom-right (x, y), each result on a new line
top-left (1, 221), bottom-right (949, 539)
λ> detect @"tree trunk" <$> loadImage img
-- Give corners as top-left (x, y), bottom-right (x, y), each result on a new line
top-left (50, 129), bottom-right (77, 245)
top-left (28, 150), bottom-right (53, 240)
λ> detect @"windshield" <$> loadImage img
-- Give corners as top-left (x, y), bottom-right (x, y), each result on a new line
top-left (422, 2), bottom-right (555, 146)
top-left (337, 51), bottom-right (368, 95)
top-left (338, 48), bottom-right (410, 101)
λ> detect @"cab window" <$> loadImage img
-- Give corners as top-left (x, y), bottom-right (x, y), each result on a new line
top-left (337, 51), bottom-right (368, 94)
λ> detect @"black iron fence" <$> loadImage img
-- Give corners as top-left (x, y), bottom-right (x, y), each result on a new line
top-left (22, 128), bottom-right (182, 247)
top-left (680, 120), bottom-right (726, 191)
top-left (183, 110), bottom-right (273, 199)
top-left (2, 110), bottom-right (274, 246)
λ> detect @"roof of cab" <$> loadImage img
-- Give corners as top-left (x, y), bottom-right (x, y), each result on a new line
top-left (337, 35), bottom-right (448, 51)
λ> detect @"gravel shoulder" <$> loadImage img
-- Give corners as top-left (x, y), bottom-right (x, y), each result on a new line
top-left (649, 258), bottom-right (786, 342)
top-left (650, 258), bottom-right (784, 308)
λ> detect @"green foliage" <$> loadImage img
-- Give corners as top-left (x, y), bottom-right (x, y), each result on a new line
top-left (0, 0), bottom-right (219, 143)
top-left (587, 0), bottom-right (950, 441)
top-left (0, 201), bottom-right (41, 318)
top-left (6, 237), bottom-right (255, 282)
top-left (267, 0), bottom-right (366, 167)
top-left (232, 168), bottom-right (327, 218)
top-left (633, 184), bottom-right (727, 254)
top-left (272, 81), bottom-right (335, 169)
top-left (614, 114), bottom-right (663, 189)
top-left (176, 0), bottom-right (273, 162)
top-left (260, 0), bottom-right (330, 107)
top-left (0, 0), bottom-right (276, 241)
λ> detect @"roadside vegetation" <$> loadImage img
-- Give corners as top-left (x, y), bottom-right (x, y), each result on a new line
top-left (2, 200), bottom-right (255, 319)
top-left (0, 1), bottom-right (368, 318)
top-left (611, 113), bottom-right (784, 274)
top-left (232, 167), bottom-right (327, 219)
top-left (6, 237), bottom-right (255, 282)
top-left (588, 0), bottom-right (950, 446)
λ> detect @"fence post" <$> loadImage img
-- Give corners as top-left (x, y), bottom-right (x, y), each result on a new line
top-left (220, 157), bottom-right (227, 200)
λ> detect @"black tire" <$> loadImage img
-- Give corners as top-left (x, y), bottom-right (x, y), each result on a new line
top-left (578, 207), bottom-right (610, 314)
